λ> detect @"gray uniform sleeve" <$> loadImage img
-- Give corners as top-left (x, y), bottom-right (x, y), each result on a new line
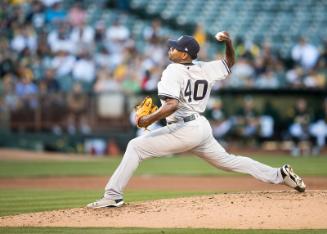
top-left (157, 64), bottom-right (181, 100)
top-left (201, 59), bottom-right (231, 81)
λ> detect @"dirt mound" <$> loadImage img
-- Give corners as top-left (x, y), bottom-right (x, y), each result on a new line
top-left (1, 190), bottom-right (326, 229)
top-left (1, 176), bottom-right (327, 191)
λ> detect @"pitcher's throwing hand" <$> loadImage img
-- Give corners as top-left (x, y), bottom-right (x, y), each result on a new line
top-left (215, 31), bottom-right (231, 42)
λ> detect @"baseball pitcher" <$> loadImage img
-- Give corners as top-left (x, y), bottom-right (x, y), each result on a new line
top-left (87, 32), bottom-right (306, 208)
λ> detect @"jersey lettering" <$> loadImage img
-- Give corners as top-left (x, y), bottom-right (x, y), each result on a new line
top-left (184, 79), bottom-right (208, 102)
top-left (194, 80), bottom-right (208, 100)
top-left (184, 79), bottom-right (192, 102)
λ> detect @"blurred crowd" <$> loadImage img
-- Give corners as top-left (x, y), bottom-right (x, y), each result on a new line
top-left (204, 96), bottom-right (327, 156)
top-left (1, 0), bottom-right (326, 97)
top-left (0, 0), bottom-right (327, 154)
top-left (132, 95), bottom-right (327, 156)
top-left (223, 36), bottom-right (327, 90)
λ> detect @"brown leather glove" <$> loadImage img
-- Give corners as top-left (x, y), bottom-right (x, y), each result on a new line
top-left (135, 96), bottom-right (158, 128)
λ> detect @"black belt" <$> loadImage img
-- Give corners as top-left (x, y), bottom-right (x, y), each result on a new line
top-left (167, 114), bottom-right (198, 125)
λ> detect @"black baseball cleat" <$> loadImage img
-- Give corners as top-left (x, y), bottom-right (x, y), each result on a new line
top-left (280, 164), bottom-right (306, 192)
top-left (86, 197), bottom-right (124, 208)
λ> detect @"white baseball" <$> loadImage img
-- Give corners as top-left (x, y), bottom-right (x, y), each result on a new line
top-left (215, 32), bottom-right (227, 41)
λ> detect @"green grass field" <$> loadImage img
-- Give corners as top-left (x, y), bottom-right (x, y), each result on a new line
top-left (0, 154), bottom-right (326, 234)
top-left (1, 154), bottom-right (327, 178)
top-left (0, 189), bottom-right (214, 216)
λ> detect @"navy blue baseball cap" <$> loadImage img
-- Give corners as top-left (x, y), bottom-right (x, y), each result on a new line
top-left (168, 35), bottom-right (200, 59)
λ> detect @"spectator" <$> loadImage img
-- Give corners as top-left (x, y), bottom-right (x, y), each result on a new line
top-left (105, 18), bottom-right (129, 43)
top-left (234, 96), bottom-right (260, 143)
top-left (228, 57), bottom-right (255, 87)
top-left (143, 18), bottom-right (164, 42)
top-left (51, 49), bottom-right (75, 78)
top-left (2, 73), bottom-right (19, 111)
top-left (309, 98), bottom-right (327, 155)
top-left (0, 74), bottom-right (16, 128)
top-left (0, 51), bottom-right (15, 78)
top-left (234, 37), bottom-right (246, 58)
top-left (10, 26), bottom-right (37, 53)
top-left (47, 22), bottom-right (74, 53)
top-left (40, 68), bottom-right (60, 93)
top-left (66, 83), bottom-right (90, 134)
top-left (288, 99), bottom-right (313, 156)
top-left (143, 36), bottom-right (166, 64)
top-left (193, 24), bottom-right (206, 47)
top-left (10, 71), bottom-right (38, 129)
top-left (313, 58), bottom-right (327, 89)
top-left (94, 20), bottom-right (106, 43)
top-left (121, 71), bottom-right (141, 94)
top-left (93, 68), bottom-right (122, 93)
top-left (253, 56), bottom-right (266, 77)
top-left (71, 20), bottom-right (95, 52)
top-left (286, 66), bottom-right (304, 88)
top-left (291, 37), bottom-right (319, 71)
top-left (68, 3), bottom-right (86, 27)
top-left (193, 24), bottom-right (208, 59)
top-left (94, 46), bottom-right (114, 69)
top-left (255, 70), bottom-right (279, 89)
top-left (15, 68), bottom-right (38, 110)
top-left (206, 98), bottom-right (232, 143)
top-left (259, 101), bottom-right (280, 142)
top-left (303, 70), bottom-right (324, 88)
top-left (72, 51), bottom-right (96, 85)
top-left (44, 1), bottom-right (67, 24)
top-left (320, 40), bottom-right (327, 65)
top-left (42, 0), bottom-right (61, 8)
top-left (274, 61), bottom-right (287, 87)
top-left (242, 40), bottom-right (261, 60)
top-left (39, 68), bottom-right (64, 133)
top-left (140, 66), bottom-right (161, 91)
top-left (260, 42), bottom-right (275, 67)
top-left (104, 18), bottom-right (130, 68)
top-left (28, 0), bottom-right (45, 29)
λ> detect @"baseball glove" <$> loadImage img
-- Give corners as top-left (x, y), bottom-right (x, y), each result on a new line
top-left (135, 96), bottom-right (158, 128)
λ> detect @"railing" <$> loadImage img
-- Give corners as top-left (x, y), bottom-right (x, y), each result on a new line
top-left (0, 89), bottom-right (325, 134)
top-left (1, 90), bottom-right (325, 153)
top-left (0, 92), bottom-right (139, 133)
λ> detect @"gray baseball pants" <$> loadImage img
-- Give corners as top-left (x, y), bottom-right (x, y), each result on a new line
top-left (104, 116), bottom-right (283, 200)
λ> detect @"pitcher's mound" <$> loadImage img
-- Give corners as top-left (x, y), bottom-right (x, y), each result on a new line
top-left (1, 190), bottom-right (326, 229)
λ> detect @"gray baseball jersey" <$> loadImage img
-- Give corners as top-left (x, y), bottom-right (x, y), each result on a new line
top-left (158, 60), bottom-right (230, 122)
top-left (104, 60), bottom-right (283, 200)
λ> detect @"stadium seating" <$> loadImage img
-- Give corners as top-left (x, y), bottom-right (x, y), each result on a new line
top-left (130, 0), bottom-right (327, 56)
